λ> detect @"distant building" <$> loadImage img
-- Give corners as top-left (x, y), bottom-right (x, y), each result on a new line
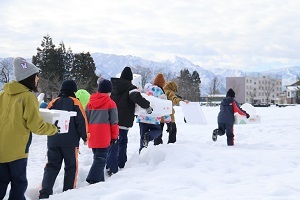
top-left (285, 81), bottom-right (300, 104)
top-left (226, 74), bottom-right (282, 104)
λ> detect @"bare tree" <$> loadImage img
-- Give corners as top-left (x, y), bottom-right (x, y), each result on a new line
top-left (262, 79), bottom-right (275, 104)
top-left (0, 58), bottom-right (13, 84)
top-left (208, 76), bottom-right (221, 105)
top-left (131, 66), bottom-right (152, 87)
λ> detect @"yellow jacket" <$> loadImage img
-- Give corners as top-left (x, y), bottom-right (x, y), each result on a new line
top-left (163, 82), bottom-right (183, 122)
top-left (0, 81), bottom-right (57, 163)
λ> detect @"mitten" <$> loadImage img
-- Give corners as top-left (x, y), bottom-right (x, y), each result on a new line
top-left (146, 106), bottom-right (153, 114)
top-left (54, 120), bottom-right (61, 133)
top-left (110, 139), bottom-right (117, 146)
top-left (246, 113), bottom-right (250, 119)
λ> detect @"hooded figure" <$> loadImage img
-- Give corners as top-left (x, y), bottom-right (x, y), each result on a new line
top-left (213, 88), bottom-right (249, 146)
top-left (85, 79), bottom-right (119, 184)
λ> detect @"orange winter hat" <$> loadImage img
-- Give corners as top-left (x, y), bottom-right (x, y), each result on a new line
top-left (153, 73), bottom-right (166, 88)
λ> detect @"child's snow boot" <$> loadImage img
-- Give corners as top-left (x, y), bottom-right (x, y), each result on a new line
top-left (212, 129), bottom-right (218, 142)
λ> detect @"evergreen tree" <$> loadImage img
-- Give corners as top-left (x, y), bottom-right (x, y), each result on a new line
top-left (177, 69), bottom-right (201, 101)
top-left (71, 52), bottom-right (98, 93)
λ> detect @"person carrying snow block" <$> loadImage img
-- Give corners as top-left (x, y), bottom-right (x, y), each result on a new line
top-left (148, 73), bottom-right (171, 146)
top-left (85, 79), bottom-right (119, 184)
top-left (0, 57), bottom-right (58, 200)
top-left (106, 67), bottom-right (152, 176)
top-left (39, 80), bottom-right (88, 199)
top-left (137, 81), bottom-right (170, 152)
top-left (212, 88), bottom-right (250, 146)
top-left (157, 81), bottom-right (189, 144)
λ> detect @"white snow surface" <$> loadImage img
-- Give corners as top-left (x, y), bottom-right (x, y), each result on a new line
top-left (3, 105), bottom-right (300, 200)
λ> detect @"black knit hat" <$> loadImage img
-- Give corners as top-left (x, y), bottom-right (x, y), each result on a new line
top-left (226, 88), bottom-right (235, 97)
top-left (98, 79), bottom-right (112, 93)
top-left (60, 80), bottom-right (77, 93)
top-left (120, 67), bottom-right (133, 81)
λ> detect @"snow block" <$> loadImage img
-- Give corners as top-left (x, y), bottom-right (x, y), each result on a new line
top-left (234, 103), bottom-right (261, 124)
top-left (39, 109), bottom-right (77, 133)
top-left (180, 102), bottom-right (207, 125)
top-left (234, 114), bottom-right (261, 124)
top-left (135, 93), bottom-right (172, 116)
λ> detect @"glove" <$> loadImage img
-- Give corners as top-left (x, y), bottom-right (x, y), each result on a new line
top-left (246, 113), bottom-right (250, 119)
top-left (146, 106), bottom-right (153, 114)
top-left (54, 120), bottom-right (61, 133)
top-left (110, 139), bottom-right (117, 146)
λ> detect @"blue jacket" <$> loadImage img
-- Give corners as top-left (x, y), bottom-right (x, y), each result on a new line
top-left (217, 97), bottom-right (247, 125)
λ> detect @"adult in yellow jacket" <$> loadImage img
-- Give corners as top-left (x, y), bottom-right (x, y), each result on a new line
top-left (0, 57), bottom-right (58, 200)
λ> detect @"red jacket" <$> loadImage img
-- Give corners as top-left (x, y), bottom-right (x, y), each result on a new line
top-left (86, 93), bottom-right (119, 148)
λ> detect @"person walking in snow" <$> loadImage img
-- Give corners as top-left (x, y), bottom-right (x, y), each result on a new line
top-left (0, 57), bottom-right (58, 200)
top-left (137, 80), bottom-right (171, 152)
top-left (150, 73), bottom-right (172, 146)
top-left (39, 80), bottom-right (88, 199)
top-left (106, 67), bottom-right (152, 175)
top-left (212, 88), bottom-right (250, 146)
top-left (85, 79), bottom-right (119, 184)
top-left (160, 81), bottom-right (189, 144)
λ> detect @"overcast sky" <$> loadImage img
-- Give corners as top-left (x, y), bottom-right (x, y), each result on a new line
top-left (0, 0), bottom-right (299, 71)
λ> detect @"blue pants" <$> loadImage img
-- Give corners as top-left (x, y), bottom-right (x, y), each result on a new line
top-left (86, 148), bottom-right (108, 183)
top-left (39, 146), bottom-right (78, 198)
top-left (106, 129), bottom-right (128, 173)
top-left (0, 158), bottom-right (28, 200)
top-left (139, 122), bottom-right (162, 152)
top-left (218, 123), bottom-right (234, 146)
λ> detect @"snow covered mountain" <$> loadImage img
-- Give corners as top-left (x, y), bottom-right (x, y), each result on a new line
top-left (1, 54), bottom-right (299, 95)
top-left (91, 53), bottom-right (299, 95)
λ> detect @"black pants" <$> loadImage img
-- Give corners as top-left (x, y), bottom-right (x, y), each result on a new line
top-left (0, 158), bottom-right (28, 200)
top-left (39, 146), bottom-right (79, 198)
top-left (218, 123), bottom-right (234, 146)
top-left (154, 122), bottom-right (177, 145)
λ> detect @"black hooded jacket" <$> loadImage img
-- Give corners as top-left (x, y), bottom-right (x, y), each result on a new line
top-left (111, 77), bottom-right (150, 128)
top-left (217, 97), bottom-right (247, 125)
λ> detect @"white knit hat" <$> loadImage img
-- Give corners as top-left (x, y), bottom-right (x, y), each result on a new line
top-left (13, 57), bottom-right (40, 81)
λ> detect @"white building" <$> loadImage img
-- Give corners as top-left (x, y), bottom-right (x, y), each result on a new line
top-left (285, 81), bottom-right (300, 104)
top-left (226, 74), bottom-right (282, 104)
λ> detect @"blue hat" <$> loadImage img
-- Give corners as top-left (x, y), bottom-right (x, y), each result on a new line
top-left (60, 80), bottom-right (77, 93)
top-left (98, 79), bottom-right (112, 93)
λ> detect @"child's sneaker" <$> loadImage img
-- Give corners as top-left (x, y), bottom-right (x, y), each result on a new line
top-left (212, 129), bottom-right (218, 142)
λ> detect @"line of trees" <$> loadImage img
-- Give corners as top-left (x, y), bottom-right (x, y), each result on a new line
top-left (32, 34), bottom-right (98, 100)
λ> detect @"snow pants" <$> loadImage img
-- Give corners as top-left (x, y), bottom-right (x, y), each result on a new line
top-left (0, 158), bottom-right (28, 200)
top-left (139, 122), bottom-right (162, 152)
top-left (154, 122), bottom-right (177, 145)
top-left (39, 146), bottom-right (79, 198)
top-left (106, 129), bottom-right (128, 174)
top-left (218, 123), bottom-right (235, 146)
top-left (86, 148), bottom-right (108, 183)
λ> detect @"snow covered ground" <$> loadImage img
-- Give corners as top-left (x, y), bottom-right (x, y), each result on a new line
top-left (3, 105), bottom-right (300, 200)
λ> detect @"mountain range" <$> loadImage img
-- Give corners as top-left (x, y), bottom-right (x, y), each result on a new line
top-left (1, 53), bottom-right (300, 95)
top-left (90, 53), bottom-right (300, 95)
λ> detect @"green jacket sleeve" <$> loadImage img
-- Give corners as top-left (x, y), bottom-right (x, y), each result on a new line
top-left (23, 93), bottom-right (57, 135)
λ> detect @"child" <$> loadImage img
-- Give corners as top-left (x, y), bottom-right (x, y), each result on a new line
top-left (39, 80), bottom-right (88, 199)
top-left (85, 79), bottom-right (119, 184)
top-left (106, 67), bottom-right (151, 175)
top-left (162, 81), bottom-right (189, 143)
top-left (0, 57), bottom-right (58, 200)
top-left (136, 82), bottom-right (169, 152)
top-left (212, 88), bottom-right (250, 146)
